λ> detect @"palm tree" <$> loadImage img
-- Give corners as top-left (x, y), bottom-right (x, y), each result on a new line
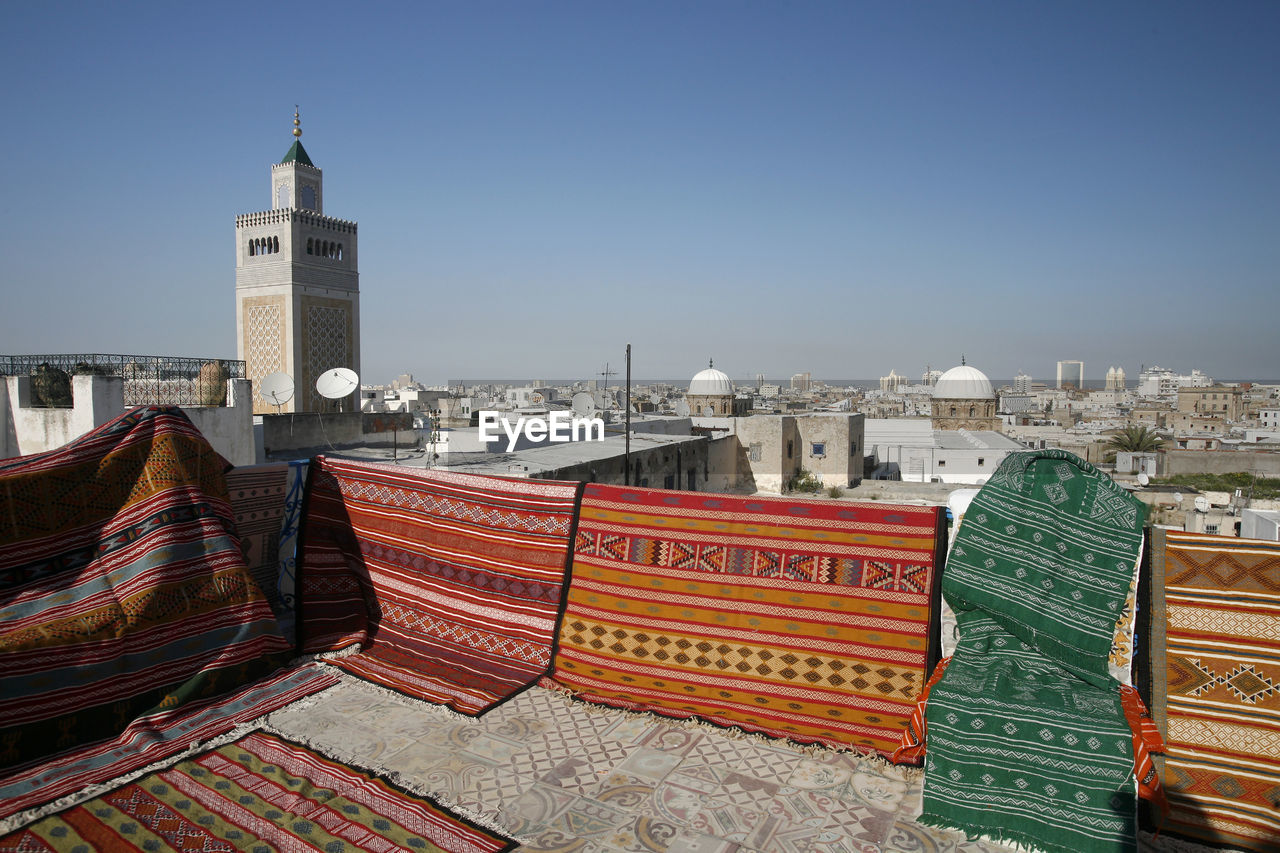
top-left (1106, 425), bottom-right (1165, 456)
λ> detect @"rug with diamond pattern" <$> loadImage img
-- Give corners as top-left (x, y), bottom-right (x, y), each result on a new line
top-left (1150, 529), bottom-right (1280, 853)
top-left (919, 450), bottom-right (1147, 853)
top-left (0, 731), bottom-right (514, 853)
top-left (298, 458), bottom-right (582, 715)
top-left (547, 483), bottom-right (946, 758)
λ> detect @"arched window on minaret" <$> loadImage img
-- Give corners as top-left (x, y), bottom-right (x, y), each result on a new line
top-left (248, 240), bottom-right (255, 257)
top-left (273, 236), bottom-right (279, 253)
top-left (306, 238), bottom-right (313, 255)
top-left (337, 243), bottom-right (343, 261)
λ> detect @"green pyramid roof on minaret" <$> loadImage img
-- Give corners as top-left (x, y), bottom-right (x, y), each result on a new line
top-left (281, 107), bottom-right (314, 166)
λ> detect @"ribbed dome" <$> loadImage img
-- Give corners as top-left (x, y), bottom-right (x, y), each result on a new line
top-left (689, 367), bottom-right (734, 396)
top-left (932, 364), bottom-right (994, 400)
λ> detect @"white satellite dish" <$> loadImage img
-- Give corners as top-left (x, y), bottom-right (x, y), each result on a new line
top-left (571, 392), bottom-right (594, 417)
top-left (1193, 495), bottom-right (1210, 513)
top-left (316, 367), bottom-right (359, 411)
top-left (1137, 473), bottom-right (1149, 486)
top-left (258, 372), bottom-right (294, 411)
top-left (1173, 492), bottom-right (1183, 505)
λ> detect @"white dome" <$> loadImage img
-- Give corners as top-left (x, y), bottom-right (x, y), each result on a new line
top-left (932, 364), bottom-right (994, 400)
top-left (689, 367), bottom-right (734, 396)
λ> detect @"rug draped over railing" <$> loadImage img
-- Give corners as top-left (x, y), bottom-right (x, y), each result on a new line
top-left (0, 731), bottom-right (514, 853)
top-left (915, 450), bottom-right (1148, 853)
top-left (0, 408), bottom-right (296, 780)
top-left (1149, 530), bottom-right (1280, 853)
top-left (298, 457), bottom-right (582, 715)
top-left (223, 460), bottom-right (309, 642)
top-left (547, 483), bottom-right (946, 758)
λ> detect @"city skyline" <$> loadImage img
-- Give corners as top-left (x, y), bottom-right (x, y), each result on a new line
top-left (2, 1), bottom-right (1277, 384)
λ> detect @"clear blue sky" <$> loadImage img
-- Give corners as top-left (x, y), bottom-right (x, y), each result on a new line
top-left (2, 1), bottom-right (1277, 385)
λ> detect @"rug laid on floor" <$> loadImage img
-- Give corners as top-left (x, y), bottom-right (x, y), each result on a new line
top-left (1149, 530), bottom-right (1280, 853)
top-left (298, 458), bottom-right (582, 715)
top-left (547, 483), bottom-right (946, 757)
top-left (0, 664), bottom-right (338, 822)
top-left (0, 407), bottom-right (293, 775)
top-left (919, 450), bottom-right (1147, 853)
top-left (0, 731), bottom-right (514, 853)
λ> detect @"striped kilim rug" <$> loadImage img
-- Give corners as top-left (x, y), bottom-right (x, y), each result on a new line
top-left (920, 450), bottom-right (1146, 853)
top-left (1150, 530), bottom-right (1280, 852)
top-left (0, 664), bottom-right (337, 822)
top-left (548, 483), bottom-right (946, 757)
top-left (0, 407), bottom-right (293, 777)
top-left (225, 463), bottom-right (291, 627)
top-left (0, 731), bottom-right (514, 852)
top-left (299, 458), bottom-right (582, 715)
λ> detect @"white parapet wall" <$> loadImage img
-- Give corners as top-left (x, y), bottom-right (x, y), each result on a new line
top-left (2, 374), bottom-right (255, 467)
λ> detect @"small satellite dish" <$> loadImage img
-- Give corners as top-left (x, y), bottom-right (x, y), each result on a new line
top-left (258, 372), bottom-right (294, 411)
top-left (316, 367), bottom-right (359, 411)
top-left (1137, 473), bottom-right (1149, 486)
top-left (1193, 495), bottom-right (1210, 513)
top-left (571, 392), bottom-right (594, 417)
top-left (1173, 492), bottom-right (1183, 505)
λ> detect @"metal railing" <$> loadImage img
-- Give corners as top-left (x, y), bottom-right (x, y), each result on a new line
top-left (0, 354), bottom-right (247, 408)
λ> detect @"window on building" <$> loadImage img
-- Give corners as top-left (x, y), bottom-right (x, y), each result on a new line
top-left (850, 441), bottom-right (858, 456)
top-left (811, 442), bottom-right (826, 458)
top-left (978, 457), bottom-right (985, 466)
top-left (749, 442), bottom-right (762, 462)
top-left (787, 440), bottom-right (793, 459)
top-left (1205, 524), bottom-right (1219, 535)
top-left (938, 460), bottom-right (946, 467)
top-left (664, 475), bottom-right (675, 490)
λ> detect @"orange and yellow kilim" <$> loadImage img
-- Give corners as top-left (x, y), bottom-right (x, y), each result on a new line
top-left (550, 484), bottom-right (946, 758)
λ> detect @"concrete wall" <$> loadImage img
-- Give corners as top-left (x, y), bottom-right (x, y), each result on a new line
top-left (796, 413), bottom-right (865, 487)
top-left (1160, 449), bottom-right (1280, 478)
top-left (2, 375), bottom-right (255, 466)
top-left (262, 410), bottom-right (414, 456)
top-left (3, 374), bottom-right (124, 459)
top-left (1241, 509), bottom-right (1280, 541)
top-left (183, 380), bottom-right (255, 466)
top-left (536, 436), bottom-right (709, 490)
top-left (734, 416), bottom-right (802, 493)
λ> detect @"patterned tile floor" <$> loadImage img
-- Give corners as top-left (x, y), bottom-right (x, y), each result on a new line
top-left (266, 676), bottom-right (1020, 853)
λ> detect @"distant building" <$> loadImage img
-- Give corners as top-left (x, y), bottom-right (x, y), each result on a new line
top-left (688, 361), bottom-right (750, 417)
top-left (1013, 371), bottom-right (1033, 394)
top-left (930, 363), bottom-right (1000, 431)
top-left (236, 111), bottom-right (360, 413)
top-left (1177, 385), bottom-right (1244, 421)
top-left (1137, 366), bottom-right (1212, 399)
top-left (791, 372), bottom-right (812, 393)
top-left (1057, 360), bottom-right (1084, 390)
top-left (1104, 365), bottom-right (1126, 391)
top-left (880, 369), bottom-right (908, 392)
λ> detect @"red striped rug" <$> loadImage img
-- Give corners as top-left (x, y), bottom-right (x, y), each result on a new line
top-left (548, 484), bottom-right (945, 757)
top-left (1, 731), bottom-right (513, 852)
top-left (298, 458), bottom-right (582, 715)
top-left (1151, 530), bottom-right (1280, 852)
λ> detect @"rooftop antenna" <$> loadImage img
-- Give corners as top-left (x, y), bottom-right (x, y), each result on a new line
top-left (316, 367), bottom-right (359, 412)
top-left (258, 372), bottom-right (295, 414)
top-left (599, 362), bottom-right (616, 391)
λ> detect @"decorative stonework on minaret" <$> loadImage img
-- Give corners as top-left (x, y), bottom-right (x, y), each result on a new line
top-left (235, 110), bottom-right (361, 413)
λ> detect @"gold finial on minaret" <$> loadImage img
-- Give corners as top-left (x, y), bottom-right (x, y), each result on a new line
top-left (292, 106), bottom-right (302, 138)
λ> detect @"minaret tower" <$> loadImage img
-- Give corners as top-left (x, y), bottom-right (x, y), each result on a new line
top-left (235, 109), bottom-right (361, 413)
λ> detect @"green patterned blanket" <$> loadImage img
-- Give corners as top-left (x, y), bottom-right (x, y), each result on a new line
top-left (920, 450), bottom-right (1146, 853)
